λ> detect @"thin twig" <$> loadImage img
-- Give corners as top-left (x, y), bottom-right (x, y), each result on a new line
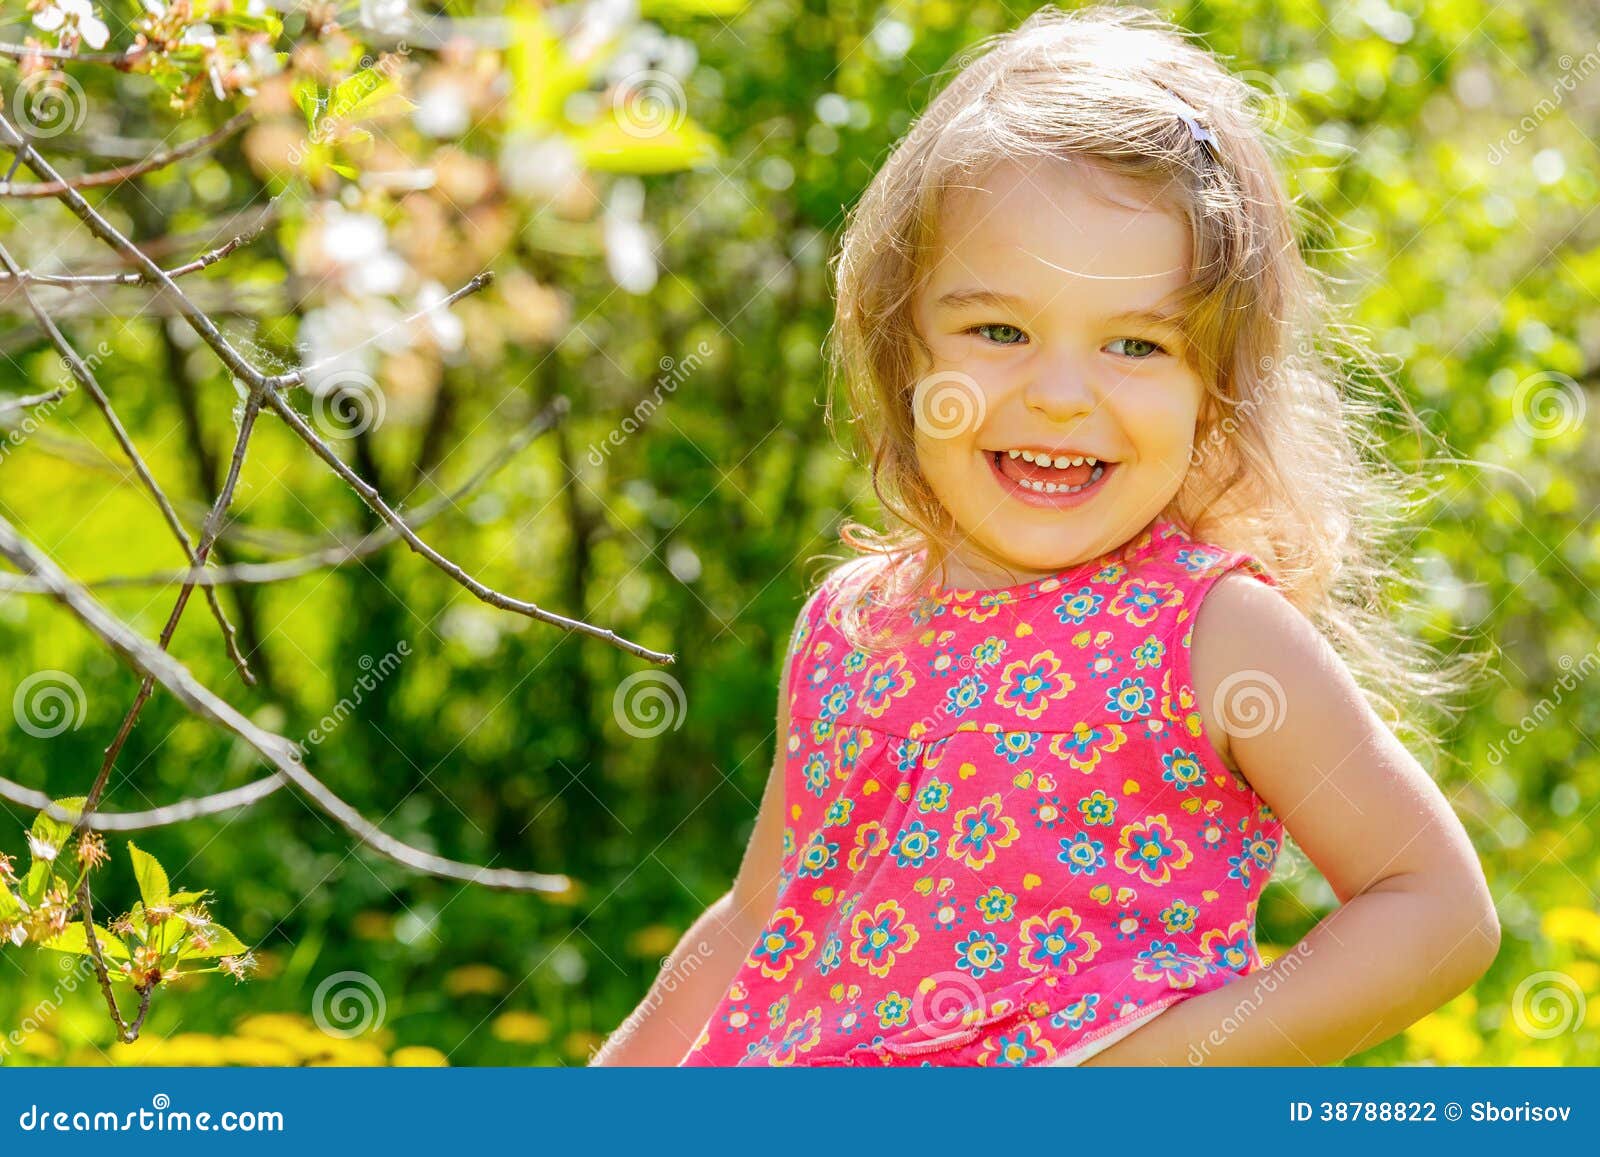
top-left (0, 111), bottom-right (673, 664)
top-left (0, 112), bottom-right (252, 198)
top-left (0, 771), bottom-right (284, 830)
top-left (263, 388), bottom-right (675, 663)
top-left (0, 514), bottom-right (575, 894)
top-left (0, 216), bottom-right (271, 287)
top-left (0, 237), bottom-right (254, 683)
top-left (0, 41), bottom-right (147, 66)
top-left (0, 387), bottom-right (65, 412)
top-left (0, 397), bottom-right (571, 594)
top-left (79, 392), bottom-right (266, 819)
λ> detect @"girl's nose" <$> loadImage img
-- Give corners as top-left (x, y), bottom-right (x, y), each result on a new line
top-left (1022, 357), bottom-right (1097, 423)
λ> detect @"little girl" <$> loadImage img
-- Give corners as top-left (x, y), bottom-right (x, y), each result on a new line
top-left (593, 4), bottom-right (1498, 1067)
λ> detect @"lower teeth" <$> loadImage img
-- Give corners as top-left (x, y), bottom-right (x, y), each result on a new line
top-left (1003, 459), bottom-right (1107, 495)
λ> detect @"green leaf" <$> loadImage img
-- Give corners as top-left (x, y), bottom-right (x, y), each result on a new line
top-left (29, 795), bottom-right (84, 863)
top-left (179, 922), bottom-right (247, 960)
top-left (41, 922), bottom-right (130, 961)
top-left (22, 860), bottom-right (51, 907)
top-left (127, 842), bottom-right (170, 909)
top-left (168, 890), bottom-right (211, 907)
top-left (0, 887), bottom-right (21, 921)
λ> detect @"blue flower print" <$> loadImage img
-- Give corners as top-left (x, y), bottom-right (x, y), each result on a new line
top-left (842, 649), bottom-right (868, 674)
top-left (969, 635), bottom-right (1007, 667)
top-left (1241, 829), bottom-right (1279, 872)
top-left (1104, 676), bottom-right (1154, 722)
top-left (943, 674), bottom-right (989, 719)
top-left (1085, 647), bottom-right (1124, 681)
top-left (1161, 747), bottom-right (1206, 791)
top-left (796, 832), bottom-right (839, 879)
top-left (1112, 907), bottom-right (1149, 942)
top-left (993, 730), bottom-right (1040, 764)
top-left (817, 932), bottom-right (844, 976)
top-left (819, 682), bottom-right (855, 722)
top-left (835, 727), bottom-right (868, 773)
top-left (1076, 790), bottom-right (1116, 827)
top-left (1131, 635), bottom-right (1166, 670)
top-left (892, 738), bottom-right (922, 773)
top-left (929, 898), bottom-right (966, 931)
top-left (802, 752), bottom-right (831, 798)
top-left (1160, 899), bottom-right (1200, 935)
top-left (915, 778), bottom-right (952, 814)
top-left (1050, 992), bottom-right (1100, 1031)
top-left (1057, 831), bottom-right (1106, 876)
top-left (928, 635), bottom-right (964, 678)
top-left (1054, 585), bottom-right (1104, 626)
top-left (1031, 795), bottom-right (1067, 830)
top-left (1175, 547), bottom-right (1222, 573)
top-left (976, 886), bottom-right (1016, 924)
top-left (824, 797), bottom-right (854, 827)
top-left (891, 820), bottom-right (941, 869)
top-left (955, 930), bottom-right (1007, 979)
top-left (909, 595), bottom-right (946, 627)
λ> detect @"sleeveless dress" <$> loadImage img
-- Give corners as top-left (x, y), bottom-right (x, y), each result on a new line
top-left (678, 516), bottom-right (1283, 1067)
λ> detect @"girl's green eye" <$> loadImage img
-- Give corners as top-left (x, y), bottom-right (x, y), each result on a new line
top-left (969, 323), bottom-right (1027, 345)
top-left (1107, 337), bottom-right (1167, 359)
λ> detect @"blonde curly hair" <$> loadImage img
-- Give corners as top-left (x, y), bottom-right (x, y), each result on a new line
top-left (816, 4), bottom-right (1468, 759)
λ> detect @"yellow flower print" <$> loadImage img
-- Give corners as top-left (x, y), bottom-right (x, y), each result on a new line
top-left (951, 593), bottom-right (1008, 624)
top-left (1108, 579), bottom-right (1183, 628)
top-left (1114, 815), bottom-right (1194, 886)
top-left (977, 1019), bottom-right (1059, 1067)
top-left (847, 821), bottom-right (890, 872)
top-left (767, 1006), bottom-right (823, 1066)
top-left (949, 793), bottom-right (1021, 870)
top-left (849, 899), bottom-right (920, 979)
top-left (1200, 918), bottom-right (1257, 973)
top-left (1048, 720), bottom-right (1127, 772)
top-left (994, 650), bottom-right (1075, 721)
top-left (749, 907), bottom-right (815, 982)
top-left (860, 652), bottom-right (917, 718)
top-left (1018, 906), bottom-right (1101, 974)
top-left (875, 991), bottom-right (912, 1028)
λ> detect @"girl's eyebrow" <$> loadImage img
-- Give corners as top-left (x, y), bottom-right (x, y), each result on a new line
top-left (934, 287), bottom-right (1184, 328)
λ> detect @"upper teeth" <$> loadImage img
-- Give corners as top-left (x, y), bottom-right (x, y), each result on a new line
top-left (1008, 449), bottom-right (1099, 468)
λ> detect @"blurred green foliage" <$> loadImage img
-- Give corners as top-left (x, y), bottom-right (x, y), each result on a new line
top-left (1, 0), bottom-right (1598, 1066)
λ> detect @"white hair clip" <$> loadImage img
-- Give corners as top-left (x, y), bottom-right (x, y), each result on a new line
top-left (1170, 98), bottom-right (1220, 160)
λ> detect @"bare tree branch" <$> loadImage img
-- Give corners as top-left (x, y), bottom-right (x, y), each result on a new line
top-left (0, 771), bottom-right (284, 831)
top-left (0, 396), bottom-right (572, 593)
top-left (0, 214), bottom-right (270, 287)
top-left (0, 513), bottom-right (575, 894)
top-left (0, 110), bottom-right (674, 665)
top-left (0, 112), bottom-right (252, 198)
top-left (0, 237), bottom-right (254, 683)
top-left (0, 387), bottom-right (65, 412)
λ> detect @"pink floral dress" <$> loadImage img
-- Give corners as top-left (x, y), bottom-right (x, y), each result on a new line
top-left (679, 516), bottom-right (1283, 1067)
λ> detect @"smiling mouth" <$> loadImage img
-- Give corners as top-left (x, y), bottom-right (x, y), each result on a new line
top-left (988, 449), bottom-right (1115, 497)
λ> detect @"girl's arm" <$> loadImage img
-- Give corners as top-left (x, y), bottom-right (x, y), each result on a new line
top-left (1083, 574), bottom-right (1500, 1066)
top-left (589, 659), bottom-right (792, 1066)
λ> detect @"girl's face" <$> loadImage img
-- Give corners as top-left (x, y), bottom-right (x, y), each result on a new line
top-left (909, 156), bottom-right (1205, 590)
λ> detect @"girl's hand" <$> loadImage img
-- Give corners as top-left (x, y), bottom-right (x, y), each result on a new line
top-left (1083, 573), bottom-right (1499, 1066)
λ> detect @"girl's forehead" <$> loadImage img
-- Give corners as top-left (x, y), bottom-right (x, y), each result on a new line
top-left (925, 159), bottom-right (1191, 303)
